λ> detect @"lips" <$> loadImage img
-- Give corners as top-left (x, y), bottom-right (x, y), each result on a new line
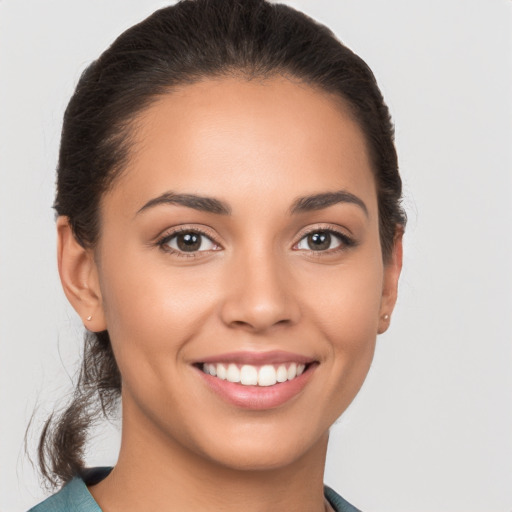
top-left (194, 351), bottom-right (317, 409)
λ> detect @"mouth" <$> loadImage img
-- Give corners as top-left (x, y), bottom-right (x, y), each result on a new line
top-left (198, 362), bottom-right (309, 387)
top-left (193, 351), bottom-right (318, 410)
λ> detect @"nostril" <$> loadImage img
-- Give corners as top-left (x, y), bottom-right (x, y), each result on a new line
top-left (231, 320), bottom-right (249, 327)
top-left (228, 317), bottom-right (292, 332)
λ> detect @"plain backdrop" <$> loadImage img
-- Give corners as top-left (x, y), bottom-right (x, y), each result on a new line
top-left (1, 1), bottom-right (511, 511)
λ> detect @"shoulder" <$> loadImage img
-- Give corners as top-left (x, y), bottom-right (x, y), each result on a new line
top-left (28, 478), bottom-right (99, 512)
top-left (29, 471), bottom-right (358, 512)
top-left (324, 485), bottom-right (363, 512)
top-left (28, 468), bottom-right (111, 512)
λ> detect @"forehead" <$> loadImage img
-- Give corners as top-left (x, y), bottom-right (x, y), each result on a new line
top-left (106, 76), bottom-right (377, 215)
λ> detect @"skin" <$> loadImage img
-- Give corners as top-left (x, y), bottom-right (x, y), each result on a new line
top-left (58, 76), bottom-right (402, 512)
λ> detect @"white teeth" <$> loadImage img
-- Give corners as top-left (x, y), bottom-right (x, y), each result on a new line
top-left (202, 362), bottom-right (309, 387)
top-left (287, 362), bottom-right (297, 380)
top-left (217, 363), bottom-right (227, 380)
top-left (226, 364), bottom-right (241, 383)
top-left (240, 365), bottom-right (258, 385)
top-left (258, 365), bottom-right (277, 386)
top-left (276, 364), bottom-right (288, 383)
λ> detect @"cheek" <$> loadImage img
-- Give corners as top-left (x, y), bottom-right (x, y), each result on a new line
top-left (302, 251), bottom-right (384, 398)
top-left (97, 265), bottom-right (216, 429)
top-left (97, 253), bottom-right (217, 370)
top-left (305, 256), bottom-right (384, 342)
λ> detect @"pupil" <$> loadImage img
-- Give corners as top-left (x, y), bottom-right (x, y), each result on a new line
top-left (308, 231), bottom-right (330, 251)
top-left (177, 232), bottom-right (201, 252)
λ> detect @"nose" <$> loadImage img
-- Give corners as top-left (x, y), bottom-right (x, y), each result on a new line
top-left (219, 248), bottom-right (301, 333)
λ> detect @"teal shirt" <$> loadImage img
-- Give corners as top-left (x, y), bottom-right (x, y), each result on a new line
top-left (29, 467), bottom-right (361, 512)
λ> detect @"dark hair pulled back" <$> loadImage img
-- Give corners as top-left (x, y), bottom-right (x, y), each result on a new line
top-left (40, 0), bottom-right (406, 487)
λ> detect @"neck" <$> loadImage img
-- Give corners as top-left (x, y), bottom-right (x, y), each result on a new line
top-left (90, 398), bottom-right (329, 512)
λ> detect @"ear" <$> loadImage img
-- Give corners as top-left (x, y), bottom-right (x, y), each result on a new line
top-left (57, 216), bottom-right (107, 332)
top-left (378, 227), bottom-right (404, 335)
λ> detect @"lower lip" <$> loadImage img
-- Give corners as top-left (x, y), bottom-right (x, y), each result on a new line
top-left (195, 364), bottom-right (316, 410)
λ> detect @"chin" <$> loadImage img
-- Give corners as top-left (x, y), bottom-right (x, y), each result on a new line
top-left (192, 423), bottom-right (330, 472)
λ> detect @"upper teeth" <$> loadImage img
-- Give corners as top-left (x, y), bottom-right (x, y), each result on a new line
top-left (202, 362), bottom-right (306, 387)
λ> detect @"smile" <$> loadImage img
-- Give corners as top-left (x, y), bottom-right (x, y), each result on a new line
top-left (201, 362), bottom-right (307, 387)
top-left (195, 351), bottom-right (317, 410)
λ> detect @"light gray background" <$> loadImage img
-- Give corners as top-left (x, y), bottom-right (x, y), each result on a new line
top-left (1, 1), bottom-right (511, 511)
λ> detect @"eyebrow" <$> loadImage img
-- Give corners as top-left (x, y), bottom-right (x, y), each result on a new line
top-left (136, 189), bottom-right (367, 217)
top-left (137, 192), bottom-right (231, 216)
top-left (289, 190), bottom-right (368, 216)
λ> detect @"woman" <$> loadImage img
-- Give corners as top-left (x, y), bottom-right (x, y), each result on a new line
top-left (31, 0), bottom-right (405, 510)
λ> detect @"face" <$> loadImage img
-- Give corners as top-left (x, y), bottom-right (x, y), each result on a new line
top-left (71, 77), bottom-right (401, 471)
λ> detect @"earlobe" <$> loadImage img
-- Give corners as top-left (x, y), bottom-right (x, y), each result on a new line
top-left (56, 217), bottom-right (107, 332)
top-left (378, 227), bottom-right (404, 335)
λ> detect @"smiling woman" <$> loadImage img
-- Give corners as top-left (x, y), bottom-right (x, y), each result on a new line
top-left (29, 1), bottom-right (405, 511)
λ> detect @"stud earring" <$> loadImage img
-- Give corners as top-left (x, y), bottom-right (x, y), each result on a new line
top-left (86, 315), bottom-right (92, 321)
top-left (382, 314), bottom-right (390, 321)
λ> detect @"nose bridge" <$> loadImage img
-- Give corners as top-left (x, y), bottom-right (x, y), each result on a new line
top-left (220, 240), bottom-right (299, 331)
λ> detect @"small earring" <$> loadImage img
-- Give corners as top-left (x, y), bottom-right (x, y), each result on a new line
top-left (86, 315), bottom-right (92, 321)
top-left (382, 314), bottom-right (390, 321)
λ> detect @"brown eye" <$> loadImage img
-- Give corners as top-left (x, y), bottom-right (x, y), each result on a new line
top-left (296, 230), bottom-right (344, 252)
top-left (164, 231), bottom-right (217, 253)
top-left (307, 232), bottom-right (331, 251)
top-left (177, 232), bottom-right (201, 251)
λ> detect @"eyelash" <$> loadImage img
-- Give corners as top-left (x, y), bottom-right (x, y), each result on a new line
top-left (156, 225), bottom-right (356, 258)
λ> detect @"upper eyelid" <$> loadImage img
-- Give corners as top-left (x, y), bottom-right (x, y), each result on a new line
top-left (294, 224), bottom-right (352, 241)
top-left (158, 225), bottom-right (220, 243)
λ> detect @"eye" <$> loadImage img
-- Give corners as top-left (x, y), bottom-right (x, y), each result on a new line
top-left (159, 229), bottom-right (219, 254)
top-left (295, 230), bottom-right (351, 252)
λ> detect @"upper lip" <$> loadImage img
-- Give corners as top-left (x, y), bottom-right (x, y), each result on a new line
top-left (197, 350), bottom-right (315, 366)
